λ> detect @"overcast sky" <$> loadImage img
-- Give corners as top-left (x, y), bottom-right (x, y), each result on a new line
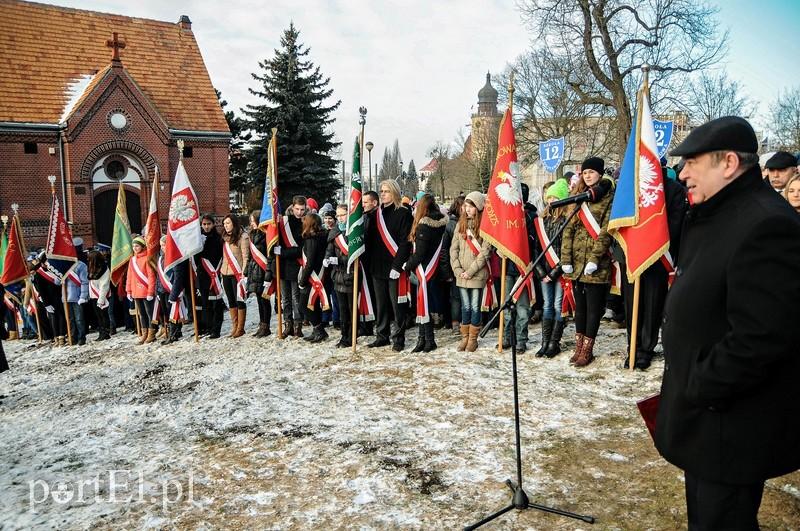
top-left (53, 0), bottom-right (800, 171)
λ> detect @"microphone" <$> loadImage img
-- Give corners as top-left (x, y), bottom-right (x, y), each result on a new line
top-left (548, 178), bottom-right (612, 209)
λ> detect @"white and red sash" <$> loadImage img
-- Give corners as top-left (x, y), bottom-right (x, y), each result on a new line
top-left (301, 250), bottom-right (330, 311)
top-left (578, 203), bottom-right (601, 240)
top-left (465, 229), bottom-right (497, 311)
top-left (576, 202), bottom-right (620, 294)
top-left (223, 242), bottom-right (247, 302)
top-left (279, 216), bottom-right (304, 268)
top-left (661, 251), bottom-right (676, 287)
top-left (130, 257), bottom-right (150, 288)
top-left (533, 217), bottom-right (560, 269)
top-left (66, 268), bottom-right (81, 287)
top-left (414, 239), bottom-right (443, 324)
top-left (35, 266), bottom-right (60, 285)
top-left (333, 232), bottom-right (374, 321)
top-left (376, 205), bottom-right (410, 303)
top-left (89, 270), bottom-right (111, 309)
top-left (358, 262), bottom-right (375, 322)
top-left (3, 293), bottom-right (14, 312)
top-left (248, 239), bottom-right (275, 298)
top-left (199, 258), bottom-right (223, 299)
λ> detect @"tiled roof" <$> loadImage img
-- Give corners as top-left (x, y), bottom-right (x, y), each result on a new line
top-left (0, 0), bottom-right (229, 132)
top-left (419, 158), bottom-right (438, 173)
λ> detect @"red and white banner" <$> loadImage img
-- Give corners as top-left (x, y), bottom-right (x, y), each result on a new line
top-left (376, 205), bottom-right (410, 303)
top-left (164, 161), bottom-right (202, 272)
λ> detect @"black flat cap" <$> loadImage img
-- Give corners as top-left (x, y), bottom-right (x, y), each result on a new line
top-left (765, 151), bottom-right (797, 169)
top-left (670, 116), bottom-right (758, 158)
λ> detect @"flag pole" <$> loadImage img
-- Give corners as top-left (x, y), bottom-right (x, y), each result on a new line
top-left (271, 128), bottom-right (283, 339)
top-left (31, 281), bottom-right (43, 344)
top-left (628, 277), bottom-right (640, 371)
top-left (47, 175), bottom-right (73, 346)
top-left (351, 258), bottom-right (359, 353)
top-left (498, 256), bottom-right (507, 352)
top-left (352, 113), bottom-right (366, 353)
top-left (177, 140), bottom-right (200, 344)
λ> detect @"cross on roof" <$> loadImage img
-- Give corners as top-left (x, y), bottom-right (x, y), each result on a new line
top-left (106, 32), bottom-right (126, 62)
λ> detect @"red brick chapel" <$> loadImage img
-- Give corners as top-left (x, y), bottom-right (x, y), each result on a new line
top-left (0, 0), bottom-right (231, 247)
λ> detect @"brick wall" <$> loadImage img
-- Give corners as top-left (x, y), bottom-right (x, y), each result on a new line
top-left (0, 63), bottom-right (229, 249)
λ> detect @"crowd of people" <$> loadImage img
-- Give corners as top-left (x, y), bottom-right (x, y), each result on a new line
top-left (1, 149), bottom-right (799, 378)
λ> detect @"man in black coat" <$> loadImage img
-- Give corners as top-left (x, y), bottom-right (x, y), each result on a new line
top-left (195, 215), bottom-right (224, 338)
top-left (365, 180), bottom-right (412, 351)
top-left (655, 116), bottom-right (800, 529)
top-left (276, 196), bottom-right (306, 338)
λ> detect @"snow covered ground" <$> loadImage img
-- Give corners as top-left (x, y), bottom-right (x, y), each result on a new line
top-left (1, 301), bottom-right (798, 530)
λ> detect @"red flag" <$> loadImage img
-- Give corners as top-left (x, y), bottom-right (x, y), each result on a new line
top-left (164, 161), bottom-right (203, 272)
top-left (144, 170), bottom-right (161, 261)
top-left (0, 216), bottom-right (29, 285)
top-left (479, 107), bottom-right (530, 271)
top-left (608, 75), bottom-right (670, 280)
top-left (45, 190), bottom-right (77, 277)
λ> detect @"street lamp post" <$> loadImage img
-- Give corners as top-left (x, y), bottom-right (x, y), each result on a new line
top-left (365, 141), bottom-right (374, 191)
top-left (399, 158), bottom-right (403, 193)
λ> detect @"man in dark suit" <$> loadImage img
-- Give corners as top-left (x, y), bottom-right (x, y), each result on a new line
top-left (656, 116), bottom-right (800, 529)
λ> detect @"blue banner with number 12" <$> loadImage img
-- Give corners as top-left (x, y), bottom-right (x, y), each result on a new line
top-left (539, 137), bottom-right (565, 174)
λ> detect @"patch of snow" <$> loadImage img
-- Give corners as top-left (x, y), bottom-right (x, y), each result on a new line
top-left (601, 451), bottom-right (629, 462)
top-left (60, 74), bottom-right (96, 123)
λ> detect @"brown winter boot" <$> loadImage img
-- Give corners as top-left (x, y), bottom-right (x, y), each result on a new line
top-left (232, 309), bottom-right (246, 338)
top-left (137, 328), bottom-right (147, 345)
top-left (9, 330), bottom-right (19, 340)
top-left (143, 328), bottom-right (157, 344)
top-left (228, 308), bottom-right (238, 338)
top-left (294, 320), bottom-right (304, 338)
top-left (569, 333), bottom-right (585, 365)
top-left (574, 337), bottom-right (596, 367)
top-left (157, 324), bottom-right (168, 339)
top-left (279, 321), bottom-right (293, 339)
top-left (457, 324), bottom-right (469, 352)
top-left (466, 325), bottom-right (480, 352)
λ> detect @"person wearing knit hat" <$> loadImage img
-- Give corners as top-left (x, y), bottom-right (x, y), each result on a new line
top-left (535, 180), bottom-right (572, 358)
top-left (126, 233), bottom-right (157, 344)
top-left (544, 179), bottom-right (569, 202)
top-left (580, 156), bottom-right (605, 176)
top-left (306, 198), bottom-right (319, 212)
top-left (464, 191), bottom-right (485, 211)
top-left (450, 190), bottom-right (490, 352)
top-left (560, 154), bottom-right (614, 367)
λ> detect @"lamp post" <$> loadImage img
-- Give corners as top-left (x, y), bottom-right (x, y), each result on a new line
top-left (365, 141), bottom-right (374, 191)
top-left (399, 158), bottom-right (403, 192)
top-left (358, 107), bottom-right (367, 180)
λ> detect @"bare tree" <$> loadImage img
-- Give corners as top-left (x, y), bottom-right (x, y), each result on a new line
top-left (518, 0), bottom-right (728, 157)
top-left (427, 142), bottom-right (451, 201)
top-left (769, 86), bottom-right (800, 152)
top-left (495, 52), bottom-right (619, 172)
top-left (683, 72), bottom-right (757, 123)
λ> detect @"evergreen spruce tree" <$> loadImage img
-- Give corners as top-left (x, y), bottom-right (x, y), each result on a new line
top-left (404, 159), bottom-right (419, 196)
top-left (242, 23), bottom-right (341, 206)
top-left (216, 89), bottom-right (250, 195)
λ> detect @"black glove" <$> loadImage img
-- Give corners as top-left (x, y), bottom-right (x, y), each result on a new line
top-left (264, 270), bottom-right (274, 283)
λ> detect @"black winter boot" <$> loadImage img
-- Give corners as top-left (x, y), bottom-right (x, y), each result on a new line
top-left (411, 324), bottom-right (426, 353)
top-left (544, 320), bottom-right (565, 358)
top-left (308, 325), bottom-right (329, 343)
top-left (423, 322), bottom-right (437, 352)
top-left (535, 319), bottom-right (554, 357)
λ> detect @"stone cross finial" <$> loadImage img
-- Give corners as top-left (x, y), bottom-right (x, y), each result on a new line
top-left (106, 32), bottom-right (126, 62)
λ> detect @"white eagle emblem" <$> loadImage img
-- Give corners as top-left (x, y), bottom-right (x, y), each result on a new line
top-left (495, 162), bottom-right (523, 206)
top-left (169, 194), bottom-right (197, 223)
top-left (638, 155), bottom-right (664, 208)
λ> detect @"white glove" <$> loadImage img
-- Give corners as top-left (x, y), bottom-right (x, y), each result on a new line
top-left (146, 295), bottom-right (153, 301)
top-left (389, 269), bottom-right (401, 280)
top-left (274, 246), bottom-right (281, 256)
top-left (322, 258), bottom-right (330, 268)
top-left (45, 305), bottom-right (55, 314)
top-left (584, 262), bottom-right (598, 275)
top-left (328, 256), bottom-right (338, 265)
top-left (78, 298), bottom-right (86, 305)
top-left (561, 265), bottom-right (573, 274)
top-left (127, 294), bottom-right (133, 301)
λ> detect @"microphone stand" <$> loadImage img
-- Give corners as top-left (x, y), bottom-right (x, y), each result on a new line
top-left (464, 204), bottom-right (594, 530)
